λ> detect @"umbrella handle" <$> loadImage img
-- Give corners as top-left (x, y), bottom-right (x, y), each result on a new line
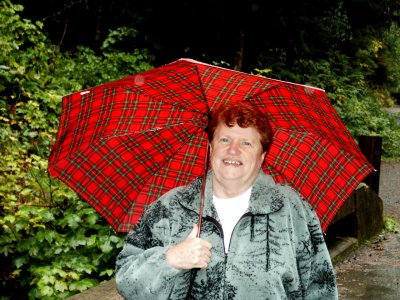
top-left (196, 175), bottom-right (206, 238)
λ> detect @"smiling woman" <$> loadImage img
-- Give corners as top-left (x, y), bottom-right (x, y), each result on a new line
top-left (115, 101), bottom-right (339, 299)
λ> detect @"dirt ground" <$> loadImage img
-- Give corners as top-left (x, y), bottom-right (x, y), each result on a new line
top-left (334, 161), bottom-right (400, 299)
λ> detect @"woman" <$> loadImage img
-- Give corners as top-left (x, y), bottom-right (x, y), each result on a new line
top-left (115, 101), bottom-right (338, 299)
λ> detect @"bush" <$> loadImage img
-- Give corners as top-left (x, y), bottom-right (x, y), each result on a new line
top-left (0, 1), bottom-right (153, 298)
top-left (256, 48), bottom-right (400, 159)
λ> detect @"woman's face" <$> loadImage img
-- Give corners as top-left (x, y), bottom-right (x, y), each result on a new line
top-left (210, 123), bottom-right (266, 193)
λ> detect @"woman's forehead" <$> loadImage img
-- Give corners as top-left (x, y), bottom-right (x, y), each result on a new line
top-left (214, 124), bottom-right (261, 139)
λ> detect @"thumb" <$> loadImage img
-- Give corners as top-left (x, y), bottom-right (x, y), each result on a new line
top-left (187, 223), bottom-right (198, 239)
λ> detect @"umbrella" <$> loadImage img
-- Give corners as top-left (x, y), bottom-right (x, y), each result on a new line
top-left (48, 58), bottom-right (373, 233)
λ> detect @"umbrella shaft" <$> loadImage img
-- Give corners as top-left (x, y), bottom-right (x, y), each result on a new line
top-left (197, 142), bottom-right (209, 238)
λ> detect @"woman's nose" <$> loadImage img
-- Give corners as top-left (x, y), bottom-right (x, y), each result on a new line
top-left (227, 141), bottom-right (240, 154)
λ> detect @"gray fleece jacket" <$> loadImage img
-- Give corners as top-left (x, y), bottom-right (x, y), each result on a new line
top-left (116, 171), bottom-right (338, 299)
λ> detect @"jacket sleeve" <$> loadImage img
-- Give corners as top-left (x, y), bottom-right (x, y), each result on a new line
top-left (115, 196), bottom-right (185, 300)
top-left (300, 202), bottom-right (339, 300)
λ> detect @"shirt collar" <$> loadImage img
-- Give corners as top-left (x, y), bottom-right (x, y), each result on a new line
top-left (177, 170), bottom-right (284, 218)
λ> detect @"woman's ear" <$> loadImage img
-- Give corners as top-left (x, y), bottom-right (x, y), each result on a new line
top-left (261, 152), bottom-right (266, 166)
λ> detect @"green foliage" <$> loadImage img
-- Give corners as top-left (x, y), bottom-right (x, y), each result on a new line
top-left (253, 2), bottom-right (400, 159)
top-left (0, 1), bottom-right (154, 298)
top-left (384, 216), bottom-right (399, 233)
top-left (256, 45), bottom-right (400, 159)
top-left (380, 23), bottom-right (400, 101)
top-left (333, 89), bottom-right (400, 159)
top-left (1, 187), bottom-right (124, 298)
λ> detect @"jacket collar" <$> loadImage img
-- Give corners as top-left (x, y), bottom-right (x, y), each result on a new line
top-left (176, 170), bottom-right (284, 218)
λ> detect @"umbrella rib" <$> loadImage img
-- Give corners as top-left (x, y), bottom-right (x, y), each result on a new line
top-left (97, 121), bottom-right (205, 141)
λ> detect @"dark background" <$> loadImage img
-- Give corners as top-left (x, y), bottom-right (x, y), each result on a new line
top-left (14, 0), bottom-right (400, 72)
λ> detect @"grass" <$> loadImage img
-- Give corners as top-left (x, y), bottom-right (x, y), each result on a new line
top-left (383, 216), bottom-right (400, 233)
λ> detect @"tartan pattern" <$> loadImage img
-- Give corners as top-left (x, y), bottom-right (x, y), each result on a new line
top-left (48, 58), bottom-right (373, 232)
top-left (264, 129), bottom-right (371, 228)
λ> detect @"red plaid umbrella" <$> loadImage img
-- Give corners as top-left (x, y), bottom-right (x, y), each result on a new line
top-left (48, 58), bottom-right (373, 232)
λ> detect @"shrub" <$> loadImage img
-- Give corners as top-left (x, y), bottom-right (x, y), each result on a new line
top-left (0, 1), bottom-right (153, 298)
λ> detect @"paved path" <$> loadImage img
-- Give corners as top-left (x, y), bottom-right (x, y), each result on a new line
top-left (379, 161), bottom-right (400, 221)
top-left (335, 161), bottom-right (400, 299)
top-left (386, 105), bottom-right (400, 125)
top-left (335, 231), bottom-right (400, 299)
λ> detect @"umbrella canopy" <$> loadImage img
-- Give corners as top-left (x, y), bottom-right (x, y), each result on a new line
top-left (48, 58), bottom-right (373, 232)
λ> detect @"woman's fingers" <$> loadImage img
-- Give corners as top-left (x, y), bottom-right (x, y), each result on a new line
top-left (166, 225), bottom-right (213, 270)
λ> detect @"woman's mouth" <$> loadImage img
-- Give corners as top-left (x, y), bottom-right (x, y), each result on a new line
top-left (223, 159), bottom-right (242, 166)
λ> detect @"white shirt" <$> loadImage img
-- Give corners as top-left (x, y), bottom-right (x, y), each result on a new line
top-left (213, 187), bottom-right (252, 253)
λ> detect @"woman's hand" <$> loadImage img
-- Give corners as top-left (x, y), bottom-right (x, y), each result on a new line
top-left (166, 224), bottom-right (213, 270)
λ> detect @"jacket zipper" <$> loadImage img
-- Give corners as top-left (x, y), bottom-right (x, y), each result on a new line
top-left (203, 216), bottom-right (228, 297)
top-left (205, 212), bottom-right (255, 299)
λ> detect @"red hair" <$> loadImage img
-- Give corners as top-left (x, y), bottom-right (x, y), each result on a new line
top-left (207, 102), bottom-right (273, 153)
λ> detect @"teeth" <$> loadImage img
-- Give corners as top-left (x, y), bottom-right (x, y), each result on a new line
top-left (223, 160), bottom-right (241, 165)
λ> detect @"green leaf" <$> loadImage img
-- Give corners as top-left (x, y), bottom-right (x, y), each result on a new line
top-left (99, 269), bottom-right (115, 277)
top-left (14, 255), bottom-right (29, 268)
top-left (69, 278), bottom-right (99, 292)
top-left (54, 280), bottom-right (68, 292)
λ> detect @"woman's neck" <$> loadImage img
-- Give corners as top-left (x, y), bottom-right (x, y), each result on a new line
top-left (212, 179), bottom-right (252, 199)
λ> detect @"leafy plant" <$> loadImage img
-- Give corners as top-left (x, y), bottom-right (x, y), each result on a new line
top-left (0, 1), bottom-right (153, 298)
top-left (255, 46), bottom-right (400, 159)
top-left (384, 216), bottom-right (399, 233)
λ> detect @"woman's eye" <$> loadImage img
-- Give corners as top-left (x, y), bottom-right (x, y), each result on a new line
top-left (220, 137), bottom-right (229, 143)
top-left (241, 141), bottom-right (253, 147)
